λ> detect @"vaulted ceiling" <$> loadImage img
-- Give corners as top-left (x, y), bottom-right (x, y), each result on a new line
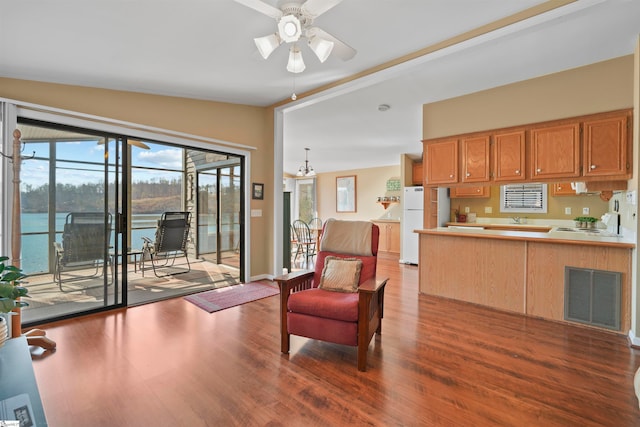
top-left (1, 1), bottom-right (639, 174)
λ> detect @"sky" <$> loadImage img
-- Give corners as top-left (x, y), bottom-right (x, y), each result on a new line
top-left (21, 139), bottom-right (183, 188)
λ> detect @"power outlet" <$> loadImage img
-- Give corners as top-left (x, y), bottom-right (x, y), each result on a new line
top-left (582, 207), bottom-right (590, 215)
top-left (484, 206), bottom-right (492, 214)
top-left (565, 207), bottom-right (572, 215)
top-left (464, 206), bottom-right (470, 213)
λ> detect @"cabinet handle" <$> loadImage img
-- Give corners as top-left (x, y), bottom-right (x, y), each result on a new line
top-left (449, 174), bottom-right (453, 178)
top-left (536, 168), bottom-right (542, 173)
top-left (466, 172), bottom-right (470, 177)
top-left (476, 189), bottom-right (480, 193)
top-left (515, 169), bottom-right (520, 175)
top-left (590, 165), bottom-right (596, 169)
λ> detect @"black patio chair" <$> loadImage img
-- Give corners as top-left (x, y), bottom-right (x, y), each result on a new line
top-left (53, 212), bottom-right (113, 291)
top-left (141, 211), bottom-right (192, 277)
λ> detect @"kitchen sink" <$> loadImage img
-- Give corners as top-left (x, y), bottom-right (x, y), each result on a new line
top-left (554, 227), bottom-right (605, 234)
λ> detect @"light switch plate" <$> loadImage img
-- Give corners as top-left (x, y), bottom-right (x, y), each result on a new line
top-left (582, 207), bottom-right (590, 215)
top-left (484, 206), bottom-right (492, 214)
top-left (565, 207), bottom-right (572, 215)
top-left (250, 209), bottom-right (262, 217)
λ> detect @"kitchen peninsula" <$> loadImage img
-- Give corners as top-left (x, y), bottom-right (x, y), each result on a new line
top-left (417, 226), bottom-right (634, 333)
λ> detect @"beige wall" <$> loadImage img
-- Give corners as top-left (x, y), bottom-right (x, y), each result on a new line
top-left (0, 77), bottom-right (274, 277)
top-left (423, 55), bottom-right (634, 139)
top-left (316, 165), bottom-right (402, 223)
top-left (450, 186), bottom-right (609, 223)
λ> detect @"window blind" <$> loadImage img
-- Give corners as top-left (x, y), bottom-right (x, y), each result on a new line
top-left (500, 183), bottom-right (547, 213)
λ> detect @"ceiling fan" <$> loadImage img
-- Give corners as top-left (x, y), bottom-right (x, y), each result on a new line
top-left (234, 0), bottom-right (356, 73)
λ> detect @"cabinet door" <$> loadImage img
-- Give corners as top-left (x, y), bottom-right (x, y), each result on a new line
top-left (461, 136), bottom-right (490, 183)
top-left (373, 222), bottom-right (389, 252)
top-left (493, 131), bottom-right (526, 182)
top-left (451, 186), bottom-right (490, 198)
top-left (412, 162), bottom-right (424, 185)
top-left (530, 123), bottom-right (580, 179)
top-left (552, 183), bottom-right (576, 196)
top-left (388, 223), bottom-right (401, 254)
top-left (583, 115), bottom-right (629, 178)
top-left (425, 139), bottom-right (458, 185)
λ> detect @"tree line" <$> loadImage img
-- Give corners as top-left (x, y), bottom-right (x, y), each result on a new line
top-left (21, 179), bottom-right (183, 214)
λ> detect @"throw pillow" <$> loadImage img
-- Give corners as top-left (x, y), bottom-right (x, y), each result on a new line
top-left (318, 256), bottom-right (363, 293)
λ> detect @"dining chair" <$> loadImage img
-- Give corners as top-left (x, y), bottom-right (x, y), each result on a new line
top-left (292, 220), bottom-right (316, 267)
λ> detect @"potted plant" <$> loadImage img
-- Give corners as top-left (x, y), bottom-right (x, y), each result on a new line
top-left (0, 256), bottom-right (29, 347)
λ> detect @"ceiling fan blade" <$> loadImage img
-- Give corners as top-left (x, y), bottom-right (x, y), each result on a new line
top-left (301, 0), bottom-right (343, 17)
top-left (312, 27), bottom-right (356, 61)
top-left (233, 0), bottom-right (282, 19)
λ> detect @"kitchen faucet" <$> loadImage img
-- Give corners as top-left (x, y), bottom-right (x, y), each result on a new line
top-left (512, 217), bottom-right (521, 224)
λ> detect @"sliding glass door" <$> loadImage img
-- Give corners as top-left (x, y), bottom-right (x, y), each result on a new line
top-left (17, 120), bottom-right (126, 324)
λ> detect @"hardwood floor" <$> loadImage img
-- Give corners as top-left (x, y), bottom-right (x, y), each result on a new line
top-left (28, 256), bottom-right (640, 426)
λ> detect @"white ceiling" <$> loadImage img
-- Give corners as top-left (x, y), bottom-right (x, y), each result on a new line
top-left (1, 0), bottom-right (639, 175)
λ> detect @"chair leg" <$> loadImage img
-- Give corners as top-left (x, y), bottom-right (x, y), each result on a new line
top-left (357, 345), bottom-right (368, 372)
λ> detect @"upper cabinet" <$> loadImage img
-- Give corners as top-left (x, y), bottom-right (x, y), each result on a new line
top-left (461, 136), bottom-right (490, 183)
top-left (530, 123), bottom-right (581, 179)
top-left (425, 139), bottom-right (458, 185)
top-left (583, 114), bottom-right (629, 178)
top-left (412, 161), bottom-right (424, 186)
top-left (493, 131), bottom-right (526, 182)
top-left (421, 109), bottom-right (632, 187)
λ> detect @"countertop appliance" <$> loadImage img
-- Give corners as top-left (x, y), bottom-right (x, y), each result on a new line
top-left (401, 187), bottom-right (449, 265)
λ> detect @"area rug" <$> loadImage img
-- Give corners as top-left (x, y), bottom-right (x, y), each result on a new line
top-left (184, 282), bottom-right (279, 313)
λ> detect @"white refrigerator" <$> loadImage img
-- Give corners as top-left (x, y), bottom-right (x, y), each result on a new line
top-left (401, 187), bottom-right (449, 265)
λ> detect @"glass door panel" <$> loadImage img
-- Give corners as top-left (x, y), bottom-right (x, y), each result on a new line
top-left (17, 122), bottom-right (124, 325)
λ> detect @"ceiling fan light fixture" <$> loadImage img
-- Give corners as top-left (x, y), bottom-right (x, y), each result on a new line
top-left (308, 36), bottom-right (334, 63)
top-left (277, 14), bottom-right (302, 43)
top-left (287, 46), bottom-right (305, 73)
top-left (254, 33), bottom-right (281, 59)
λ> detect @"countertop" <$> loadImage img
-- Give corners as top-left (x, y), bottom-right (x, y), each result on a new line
top-left (371, 219), bottom-right (400, 223)
top-left (416, 224), bottom-right (635, 248)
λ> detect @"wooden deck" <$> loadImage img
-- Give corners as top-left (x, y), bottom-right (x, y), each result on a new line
top-left (26, 255), bottom-right (640, 426)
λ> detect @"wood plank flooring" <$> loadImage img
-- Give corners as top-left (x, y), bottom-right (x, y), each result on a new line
top-left (27, 256), bottom-right (640, 426)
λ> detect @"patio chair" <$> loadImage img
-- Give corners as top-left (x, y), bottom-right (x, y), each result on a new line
top-left (275, 219), bottom-right (388, 371)
top-left (140, 211), bottom-right (191, 277)
top-left (53, 212), bottom-right (113, 291)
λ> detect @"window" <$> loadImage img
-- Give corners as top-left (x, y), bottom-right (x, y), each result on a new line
top-left (500, 183), bottom-right (548, 213)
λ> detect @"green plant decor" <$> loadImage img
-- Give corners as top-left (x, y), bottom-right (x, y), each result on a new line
top-left (0, 256), bottom-right (29, 313)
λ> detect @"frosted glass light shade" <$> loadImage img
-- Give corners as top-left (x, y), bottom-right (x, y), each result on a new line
top-left (254, 34), bottom-right (281, 59)
top-left (308, 36), bottom-right (334, 63)
top-left (287, 47), bottom-right (305, 73)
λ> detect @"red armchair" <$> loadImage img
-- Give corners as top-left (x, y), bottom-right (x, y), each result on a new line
top-left (275, 219), bottom-right (388, 371)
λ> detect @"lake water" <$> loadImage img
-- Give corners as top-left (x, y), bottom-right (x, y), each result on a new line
top-left (18, 212), bottom-right (236, 275)
top-left (19, 212), bottom-right (158, 274)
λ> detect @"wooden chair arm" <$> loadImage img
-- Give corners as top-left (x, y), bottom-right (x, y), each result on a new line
top-left (357, 277), bottom-right (388, 295)
top-left (274, 270), bottom-right (314, 294)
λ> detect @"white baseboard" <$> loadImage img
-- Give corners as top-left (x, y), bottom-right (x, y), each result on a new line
top-left (250, 273), bottom-right (273, 282)
top-left (628, 329), bottom-right (640, 347)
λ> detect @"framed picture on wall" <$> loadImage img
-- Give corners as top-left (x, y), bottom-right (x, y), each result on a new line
top-left (252, 183), bottom-right (264, 200)
top-left (336, 175), bottom-right (357, 212)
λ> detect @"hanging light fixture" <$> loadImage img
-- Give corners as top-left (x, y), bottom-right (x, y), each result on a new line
top-left (287, 45), bottom-right (305, 73)
top-left (254, 33), bottom-right (281, 59)
top-left (296, 147), bottom-right (316, 177)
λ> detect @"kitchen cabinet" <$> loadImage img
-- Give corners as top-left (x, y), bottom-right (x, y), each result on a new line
top-left (493, 130), bottom-right (526, 182)
top-left (582, 114), bottom-right (629, 178)
top-left (552, 182), bottom-right (576, 196)
top-left (461, 135), bottom-right (490, 183)
top-left (450, 186), bottom-right (490, 198)
top-left (412, 161), bottom-right (423, 185)
top-left (530, 122), bottom-right (581, 179)
top-left (373, 221), bottom-right (400, 254)
top-left (422, 109), bottom-right (632, 187)
top-left (424, 139), bottom-right (458, 185)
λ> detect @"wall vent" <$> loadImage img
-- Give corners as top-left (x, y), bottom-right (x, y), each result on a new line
top-left (564, 267), bottom-right (621, 331)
